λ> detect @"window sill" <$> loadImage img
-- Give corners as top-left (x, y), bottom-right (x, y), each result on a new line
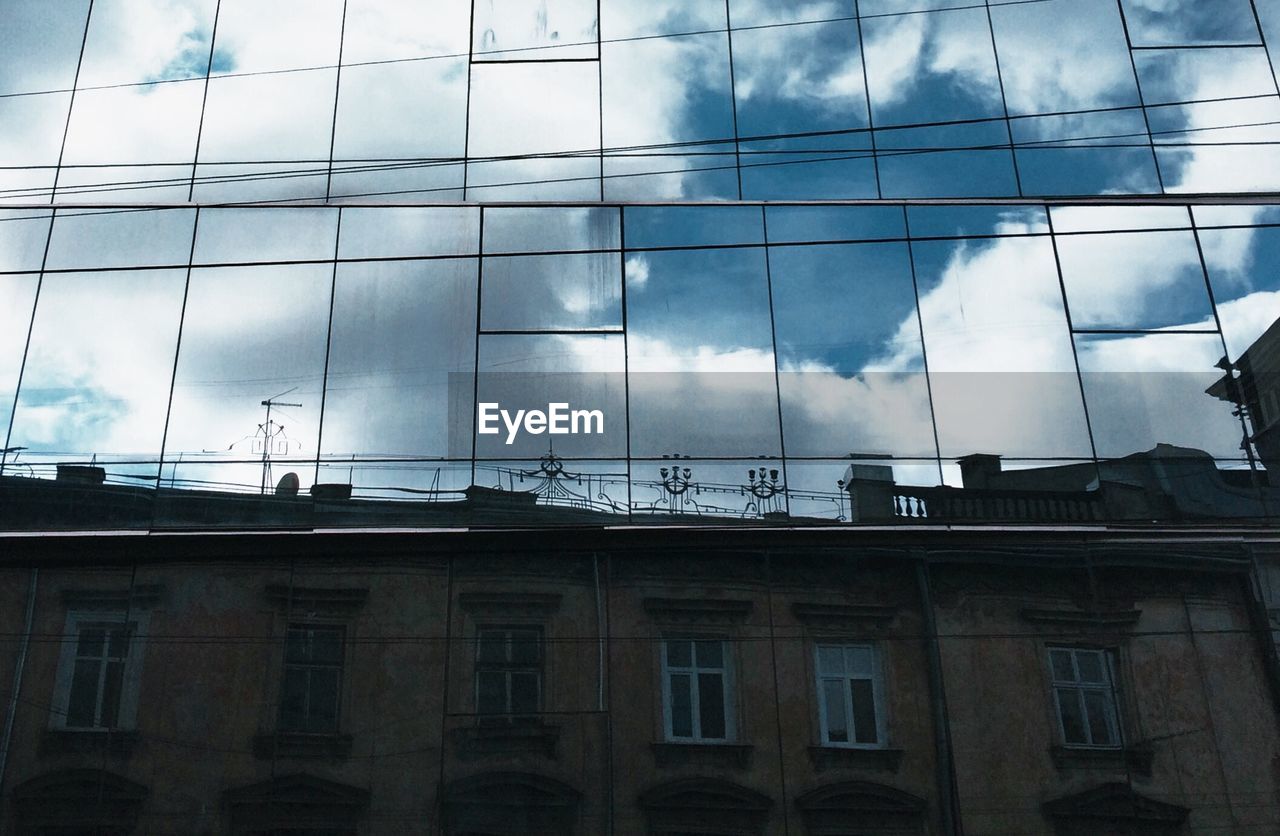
top-left (808, 745), bottom-right (903, 773)
top-left (1050, 744), bottom-right (1153, 776)
top-left (41, 729), bottom-right (138, 758)
top-left (651, 742), bottom-right (753, 770)
top-left (253, 731), bottom-right (353, 760)
top-left (453, 722), bottom-right (561, 760)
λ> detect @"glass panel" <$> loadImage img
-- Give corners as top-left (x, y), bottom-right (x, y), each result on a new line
top-left (625, 206), bottom-right (762, 249)
top-left (0, 92), bottom-right (74, 175)
top-left (1075, 651), bottom-right (1105, 684)
top-left (1200, 224), bottom-right (1280, 360)
top-left (600, 31), bottom-right (737, 200)
top-left (1121, 0), bottom-right (1261, 46)
top-left (822, 679), bottom-right (849, 742)
top-left (285, 628), bottom-right (308, 663)
top-left (625, 247), bottom-right (779, 458)
top-left (8, 268), bottom-right (186, 484)
top-left (1013, 110), bottom-right (1160, 197)
top-left (484, 207), bottom-right (620, 256)
top-left (1056, 230), bottom-right (1215, 331)
top-left (601, 0), bottom-right (724, 39)
top-left (337, 207), bottom-right (479, 260)
top-left (76, 0), bottom-right (217, 87)
top-left (0, 0), bottom-right (91, 95)
top-left (67, 659), bottom-right (101, 727)
top-left (1083, 689), bottom-right (1116, 745)
top-left (992, 0), bottom-right (1138, 117)
top-left (0, 208), bottom-right (52, 272)
top-left (45, 208), bottom-right (196, 270)
top-left (481, 252), bottom-right (622, 332)
top-left (474, 333), bottom-right (627, 459)
top-left (817, 645), bottom-right (844, 676)
top-left (666, 639), bottom-right (692, 668)
top-left (850, 678), bottom-right (878, 744)
top-left (910, 235), bottom-right (1093, 460)
top-left (510, 631), bottom-right (541, 665)
top-left (669, 672), bottom-right (693, 737)
top-left (770, 241), bottom-right (935, 458)
top-left (473, 0), bottom-right (599, 60)
top-left (320, 259), bottom-right (477, 461)
top-left (106, 626), bottom-right (129, 659)
top-left (477, 670), bottom-right (506, 713)
top-left (311, 628), bottom-right (343, 665)
top-left (695, 640), bottom-right (723, 669)
top-left (194, 208), bottom-right (339, 265)
top-left (279, 667), bottom-right (308, 730)
top-left (163, 264), bottom-right (333, 500)
top-left (765, 206), bottom-right (905, 244)
top-left (343, 0), bottom-right (470, 63)
top-left (1056, 687), bottom-right (1088, 745)
top-left (77, 627), bottom-right (106, 657)
top-left (1049, 648), bottom-right (1075, 681)
top-left (0, 273), bottom-right (39, 454)
top-left (697, 672), bottom-right (726, 738)
top-left (509, 672), bottom-right (540, 714)
top-left (210, 0), bottom-right (345, 74)
top-left (863, 6), bottom-right (1002, 126)
top-left (308, 668), bottom-right (340, 730)
top-left (99, 659), bottom-right (125, 726)
top-left (877, 122), bottom-right (1017, 198)
top-left (466, 62), bottom-right (601, 200)
top-left (845, 646), bottom-right (874, 676)
top-left (908, 205), bottom-right (1048, 239)
top-left (1076, 332), bottom-right (1245, 459)
top-left (1133, 47), bottom-right (1276, 107)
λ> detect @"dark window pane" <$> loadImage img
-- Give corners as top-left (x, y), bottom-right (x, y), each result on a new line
top-left (285, 629), bottom-right (308, 663)
top-left (509, 631), bottom-right (541, 665)
top-left (106, 626), bottom-right (129, 660)
top-left (66, 659), bottom-right (101, 727)
top-left (816, 646), bottom-right (844, 676)
top-left (1075, 651), bottom-right (1105, 684)
top-left (477, 630), bottom-right (505, 664)
top-left (76, 628), bottom-right (105, 658)
top-left (666, 640), bottom-right (691, 668)
top-left (1057, 687), bottom-right (1088, 745)
top-left (279, 668), bottom-right (309, 731)
top-left (851, 679), bottom-right (878, 745)
top-left (669, 673), bottom-right (693, 738)
top-left (477, 671), bottom-right (506, 715)
top-left (1049, 649), bottom-right (1075, 682)
top-left (510, 672), bottom-right (539, 715)
top-left (1084, 690), bottom-right (1117, 746)
top-left (695, 640), bottom-right (722, 669)
top-left (310, 628), bottom-right (344, 665)
top-left (698, 672), bottom-right (726, 739)
top-left (99, 660), bottom-right (125, 728)
top-left (308, 668), bottom-right (340, 732)
top-left (822, 678), bottom-right (848, 743)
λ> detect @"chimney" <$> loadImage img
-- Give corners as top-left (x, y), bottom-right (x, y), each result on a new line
top-left (957, 454), bottom-right (1002, 489)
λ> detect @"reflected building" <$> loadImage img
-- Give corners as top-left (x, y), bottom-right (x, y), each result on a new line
top-left (3, 0), bottom-right (1280, 834)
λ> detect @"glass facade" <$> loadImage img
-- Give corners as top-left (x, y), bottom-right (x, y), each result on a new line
top-left (0, 0), bottom-right (1277, 202)
top-left (1, 202), bottom-right (1278, 528)
top-left (0, 0), bottom-right (1278, 530)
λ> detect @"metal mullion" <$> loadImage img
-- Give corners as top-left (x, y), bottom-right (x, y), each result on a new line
top-left (983, 0), bottom-right (1024, 196)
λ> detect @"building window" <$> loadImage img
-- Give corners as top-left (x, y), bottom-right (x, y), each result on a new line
top-left (662, 639), bottom-right (734, 742)
top-left (1049, 647), bottom-right (1121, 748)
top-left (475, 626), bottom-right (543, 720)
top-left (815, 643), bottom-right (884, 747)
top-left (51, 612), bottom-right (146, 732)
top-left (280, 624), bottom-right (345, 734)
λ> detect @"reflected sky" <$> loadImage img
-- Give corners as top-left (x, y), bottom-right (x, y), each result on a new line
top-left (1, 0), bottom-right (1278, 201)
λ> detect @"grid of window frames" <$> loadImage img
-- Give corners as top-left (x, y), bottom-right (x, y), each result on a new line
top-left (662, 638), bottom-right (734, 742)
top-left (815, 643), bottom-right (884, 747)
top-left (1048, 646), bottom-right (1122, 748)
top-left (0, 0), bottom-right (1278, 203)
top-left (475, 627), bottom-right (543, 721)
top-left (279, 624), bottom-right (345, 734)
top-left (2, 202), bottom-right (1277, 530)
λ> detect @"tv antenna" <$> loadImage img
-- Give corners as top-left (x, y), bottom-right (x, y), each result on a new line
top-left (256, 387), bottom-right (302, 494)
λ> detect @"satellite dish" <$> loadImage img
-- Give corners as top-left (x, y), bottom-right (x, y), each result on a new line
top-left (275, 472), bottom-right (300, 496)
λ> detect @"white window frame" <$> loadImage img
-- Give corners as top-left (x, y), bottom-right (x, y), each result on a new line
top-left (49, 610), bottom-right (149, 732)
top-left (660, 637), bottom-right (735, 743)
top-left (814, 642), bottom-right (887, 749)
top-left (1048, 646), bottom-right (1122, 749)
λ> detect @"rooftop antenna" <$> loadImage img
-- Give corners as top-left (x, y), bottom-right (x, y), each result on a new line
top-left (257, 387), bottom-right (302, 494)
